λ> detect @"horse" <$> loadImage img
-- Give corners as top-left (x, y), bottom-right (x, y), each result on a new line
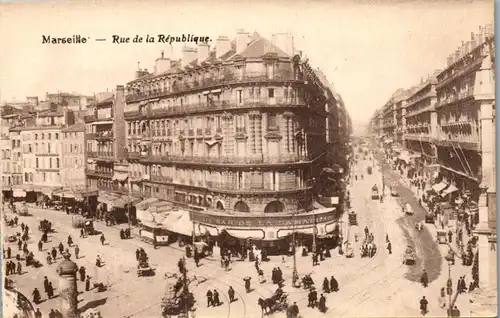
top-left (258, 297), bottom-right (275, 315)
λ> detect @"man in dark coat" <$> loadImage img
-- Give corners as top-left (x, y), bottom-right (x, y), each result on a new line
top-left (38, 241), bottom-right (43, 251)
top-left (85, 275), bottom-right (91, 291)
top-left (51, 247), bottom-right (57, 260)
top-left (44, 276), bottom-right (49, 293)
top-left (213, 289), bottom-right (220, 306)
top-left (318, 294), bottom-right (327, 313)
top-left (58, 242), bottom-right (64, 254)
top-left (47, 282), bottom-right (54, 299)
top-left (421, 270), bottom-right (428, 288)
top-left (79, 266), bottom-right (86, 282)
top-left (35, 308), bottom-right (42, 318)
top-left (330, 276), bottom-right (339, 292)
top-left (7, 246), bottom-right (11, 258)
top-left (419, 296), bottom-right (428, 314)
top-left (323, 278), bottom-right (330, 293)
top-left (206, 290), bottom-right (213, 307)
top-left (228, 286), bottom-right (235, 303)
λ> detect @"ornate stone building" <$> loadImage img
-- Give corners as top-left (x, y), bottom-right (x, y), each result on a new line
top-left (123, 32), bottom-right (341, 239)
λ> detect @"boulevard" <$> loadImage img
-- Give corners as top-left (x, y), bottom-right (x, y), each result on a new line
top-left (2, 147), bottom-right (475, 318)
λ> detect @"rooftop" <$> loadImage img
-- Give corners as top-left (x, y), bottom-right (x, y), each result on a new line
top-left (62, 122), bottom-right (85, 132)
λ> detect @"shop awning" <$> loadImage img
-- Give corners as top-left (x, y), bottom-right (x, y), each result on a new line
top-left (198, 224), bottom-right (219, 236)
top-left (136, 197), bottom-right (159, 210)
top-left (62, 191), bottom-right (75, 199)
top-left (111, 197), bottom-right (127, 209)
top-left (148, 201), bottom-right (171, 213)
top-left (13, 189), bottom-right (26, 198)
top-left (432, 182), bottom-right (448, 193)
top-left (112, 172), bottom-right (128, 182)
top-left (441, 184), bottom-right (458, 197)
top-left (161, 210), bottom-right (193, 236)
top-left (226, 229), bottom-right (265, 240)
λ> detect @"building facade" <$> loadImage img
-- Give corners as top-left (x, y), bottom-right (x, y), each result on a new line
top-left (61, 123), bottom-right (86, 188)
top-left (45, 92), bottom-right (95, 112)
top-left (370, 23), bottom-right (496, 288)
top-left (120, 32), bottom-right (346, 240)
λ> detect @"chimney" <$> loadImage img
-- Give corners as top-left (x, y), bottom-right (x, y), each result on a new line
top-left (236, 29), bottom-right (249, 54)
top-left (113, 85), bottom-right (126, 161)
top-left (272, 33), bottom-right (295, 56)
top-left (198, 42), bottom-right (210, 62)
top-left (181, 47), bottom-right (197, 67)
top-left (216, 36), bottom-right (231, 59)
top-left (155, 51), bottom-right (171, 75)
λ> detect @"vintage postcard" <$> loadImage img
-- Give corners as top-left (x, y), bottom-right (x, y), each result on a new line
top-left (0, 0), bottom-right (496, 317)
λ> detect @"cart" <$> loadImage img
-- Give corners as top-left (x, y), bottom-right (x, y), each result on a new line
top-left (404, 203), bottom-right (413, 215)
top-left (137, 259), bottom-right (155, 277)
top-left (425, 211), bottom-right (435, 223)
top-left (348, 211), bottom-right (358, 226)
top-left (436, 230), bottom-right (447, 244)
top-left (38, 219), bottom-right (53, 232)
top-left (402, 246), bottom-right (416, 265)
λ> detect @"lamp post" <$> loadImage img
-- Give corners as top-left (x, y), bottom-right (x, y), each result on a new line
top-left (446, 259), bottom-right (453, 317)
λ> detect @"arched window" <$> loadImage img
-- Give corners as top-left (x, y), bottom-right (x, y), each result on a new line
top-left (216, 201), bottom-right (224, 210)
top-left (264, 201), bottom-right (285, 213)
top-left (234, 201), bottom-right (250, 213)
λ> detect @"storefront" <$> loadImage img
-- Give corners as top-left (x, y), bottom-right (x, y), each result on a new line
top-left (190, 208), bottom-right (339, 254)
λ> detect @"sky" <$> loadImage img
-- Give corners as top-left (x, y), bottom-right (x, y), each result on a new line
top-left (0, 0), bottom-right (493, 126)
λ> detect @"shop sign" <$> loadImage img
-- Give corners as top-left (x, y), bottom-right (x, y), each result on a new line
top-left (191, 210), bottom-right (336, 228)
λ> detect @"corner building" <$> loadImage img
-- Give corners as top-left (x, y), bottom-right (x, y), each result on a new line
top-left (124, 32), bottom-right (337, 243)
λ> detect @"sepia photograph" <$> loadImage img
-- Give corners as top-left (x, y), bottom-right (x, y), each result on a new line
top-left (0, 1), bottom-right (496, 317)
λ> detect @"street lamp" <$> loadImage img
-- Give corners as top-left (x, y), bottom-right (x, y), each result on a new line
top-left (446, 258), bottom-right (453, 317)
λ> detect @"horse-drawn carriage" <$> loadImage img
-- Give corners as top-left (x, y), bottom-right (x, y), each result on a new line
top-left (402, 246), bottom-right (416, 265)
top-left (72, 215), bottom-right (96, 235)
top-left (371, 185), bottom-right (379, 200)
top-left (258, 291), bottom-right (288, 315)
top-left (137, 259), bottom-right (155, 277)
top-left (38, 219), bottom-right (53, 232)
top-left (161, 273), bottom-right (196, 317)
top-left (348, 211), bottom-right (358, 226)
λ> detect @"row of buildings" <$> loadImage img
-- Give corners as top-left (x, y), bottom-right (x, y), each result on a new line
top-left (368, 24), bottom-right (496, 290)
top-left (2, 31), bottom-right (352, 248)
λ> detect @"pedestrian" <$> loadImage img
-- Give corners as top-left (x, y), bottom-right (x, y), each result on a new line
top-left (421, 269), bottom-right (428, 288)
top-left (32, 288), bottom-right (41, 304)
top-left (213, 289), bottom-right (220, 306)
top-left (80, 228), bottom-right (85, 238)
top-left (439, 287), bottom-right (447, 308)
top-left (318, 293), bottom-right (326, 313)
top-left (387, 240), bottom-right (392, 254)
top-left (17, 239), bottom-right (22, 251)
top-left (58, 242), bottom-right (64, 254)
top-left (44, 276), bottom-right (49, 293)
top-left (51, 247), bottom-right (57, 260)
top-left (194, 253), bottom-right (200, 267)
top-left (100, 234), bottom-right (106, 245)
top-left (323, 278), bottom-right (330, 293)
top-left (49, 309), bottom-right (56, 318)
top-left (35, 308), bottom-right (42, 318)
top-left (47, 282), bottom-right (54, 299)
top-left (85, 275), bottom-right (91, 291)
top-left (448, 230), bottom-right (453, 243)
top-left (7, 246), bottom-right (11, 258)
top-left (206, 289), bottom-right (213, 307)
top-left (330, 276), bottom-right (339, 292)
top-left (46, 253), bottom-right (52, 265)
top-left (21, 223), bottom-right (25, 232)
top-left (420, 296), bottom-right (428, 315)
top-left (136, 249), bottom-right (140, 261)
top-left (79, 266), bottom-right (86, 282)
top-left (451, 305), bottom-right (461, 317)
top-left (67, 235), bottom-right (73, 247)
top-left (38, 240), bottom-right (43, 251)
top-left (290, 301), bottom-right (299, 317)
top-left (74, 245), bottom-right (80, 259)
top-left (17, 261), bottom-right (22, 275)
top-left (228, 286), bottom-right (235, 303)
top-left (258, 269), bottom-right (264, 283)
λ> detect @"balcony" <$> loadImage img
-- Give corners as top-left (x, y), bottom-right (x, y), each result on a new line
top-left (125, 71), bottom-right (301, 103)
top-left (85, 169), bottom-right (113, 178)
top-left (137, 153), bottom-right (315, 166)
top-left (436, 89), bottom-right (475, 108)
top-left (150, 175), bottom-right (173, 183)
top-left (95, 131), bottom-right (114, 141)
top-left (205, 181), bottom-right (312, 194)
top-left (123, 97), bottom-right (308, 120)
top-left (95, 152), bottom-right (114, 161)
top-left (127, 152), bottom-right (141, 159)
top-left (87, 151), bottom-right (97, 158)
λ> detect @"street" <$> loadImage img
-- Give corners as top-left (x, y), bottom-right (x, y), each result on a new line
top-left (3, 153), bottom-right (474, 318)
